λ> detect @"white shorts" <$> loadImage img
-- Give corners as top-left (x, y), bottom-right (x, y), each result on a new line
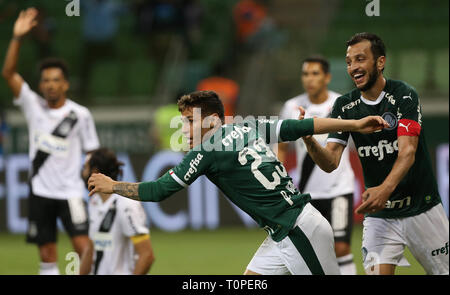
top-left (246, 203), bottom-right (341, 275)
top-left (362, 203), bottom-right (449, 275)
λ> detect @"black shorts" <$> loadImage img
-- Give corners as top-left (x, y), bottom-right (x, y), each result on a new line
top-left (309, 193), bottom-right (353, 244)
top-left (26, 191), bottom-right (89, 246)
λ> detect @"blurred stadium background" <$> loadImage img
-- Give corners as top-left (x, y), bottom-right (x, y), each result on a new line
top-left (0, 0), bottom-right (448, 275)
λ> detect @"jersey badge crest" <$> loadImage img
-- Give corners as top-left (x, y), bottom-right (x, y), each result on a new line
top-left (382, 112), bottom-right (398, 130)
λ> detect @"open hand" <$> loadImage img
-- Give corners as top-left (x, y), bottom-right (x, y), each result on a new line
top-left (13, 8), bottom-right (38, 38)
top-left (88, 173), bottom-right (116, 196)
top-left (354, 116), bottom-right (389, 134)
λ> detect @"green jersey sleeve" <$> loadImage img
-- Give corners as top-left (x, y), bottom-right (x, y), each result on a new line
top-left (138, 149), bottom-right (213, 202)
top-left (327, 97), bottom-right (350, 146)
top-left (138, 172), bottom-right (183, 202)
top-left (397, 86), bottom-right (422, 125)
top-left (253, 118), bottom-right (314, 144)
top-left (278, 118), bottom-right (314, 142)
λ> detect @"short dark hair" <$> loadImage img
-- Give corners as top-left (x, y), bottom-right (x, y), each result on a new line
top-left (346, 32), bottom-right (386, 61)
top-left (39, 57), bottom-right (69, 80)
top-left (88, 148), bottom-right (124, 181)
top-left (177, 91), bottom-right (225, 123)
top-left (302, 55), bottom-right (330, 73)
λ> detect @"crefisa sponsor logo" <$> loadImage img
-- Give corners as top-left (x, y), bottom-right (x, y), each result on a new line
top-left (184, 153), bottom-right (204, 181)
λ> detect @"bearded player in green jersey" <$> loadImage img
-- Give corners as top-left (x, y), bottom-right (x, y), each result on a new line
top-left (87, 91), bottom-right (387, 275)
top-left (299, 32), bottom-right (449, 275)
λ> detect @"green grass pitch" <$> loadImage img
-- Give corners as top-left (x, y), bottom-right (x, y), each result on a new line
top-left (0, 224), bottom-right (425, 275)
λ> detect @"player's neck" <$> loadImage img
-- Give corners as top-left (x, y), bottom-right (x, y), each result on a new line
top-left (99, 192), bottom-right (112, 203)
top-left (47, 97), bottom-right (67, 109)
top-left (361, 76), bottom-right (386, 101)
top-left (308, 89), bottom-right (328, 104)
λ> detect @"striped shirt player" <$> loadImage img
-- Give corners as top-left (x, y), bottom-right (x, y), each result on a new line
top-left (15, 82), bottom-right (100, 248)
top-left (3, 8), bottom-right (100, 275)
top-left (328, 78), bottom-right (449, 274)
top-left (87, 193), bottom-right (150, 275)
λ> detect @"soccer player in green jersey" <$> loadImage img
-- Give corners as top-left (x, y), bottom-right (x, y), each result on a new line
top-left (88, 91), bottom-right (387, 275)
top-left (299, 32), bottom-right (449, 275)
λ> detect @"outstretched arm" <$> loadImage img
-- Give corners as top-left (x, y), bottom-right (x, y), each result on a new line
top-left (313, 116), bottom-right (388, 134)
top-left (2, 7), bottom-right (38, 97)
top-left (279, 108), bottom-right (388, 142)
top-left (88, 170), bottom-right (192, 202)
top-left (88, 173), bottom-right (141, 200)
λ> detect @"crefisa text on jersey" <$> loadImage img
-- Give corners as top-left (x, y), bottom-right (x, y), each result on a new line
top-left (181, 279), bottom-right (268, 293)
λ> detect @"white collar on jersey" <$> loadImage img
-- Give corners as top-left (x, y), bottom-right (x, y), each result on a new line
top-left (360, 91), bottom-right (386, 105)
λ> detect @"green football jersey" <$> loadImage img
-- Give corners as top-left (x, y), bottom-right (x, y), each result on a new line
top-left (328, 79), bottom-right (441, 218)
top-left (138, 118), bottom-right (315, 242)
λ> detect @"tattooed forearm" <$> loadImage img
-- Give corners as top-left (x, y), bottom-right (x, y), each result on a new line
top-left (113, 182), bottom-right (140, 201)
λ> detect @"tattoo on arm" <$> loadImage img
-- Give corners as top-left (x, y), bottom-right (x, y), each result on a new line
top-left (113, 182), bottom-right (140, 201)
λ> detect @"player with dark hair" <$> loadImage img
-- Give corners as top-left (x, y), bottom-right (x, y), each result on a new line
top-left (2, 8), bottom-right (100, 275)
top-left (88, 91), bottom-right (388, 275)
top-left (299, 32), bottom-right (449, 275)
top-left (80, 148), bottom-right (154, 275)
top-left (278, 55), bottom-right (357, 274)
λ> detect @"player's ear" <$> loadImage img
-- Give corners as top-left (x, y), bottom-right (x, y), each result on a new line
top-left (63, 79), bottom-right (70, 93)
top-left (211, 113), bottom-right (222, 128)
top-left (377, 56), bottom-right (386, 72)
top-left (325, 72), bottom-right (332, 85)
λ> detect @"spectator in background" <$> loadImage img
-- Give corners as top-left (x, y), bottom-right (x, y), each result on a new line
top-left (196, 63), bottom-right (239, 123)
top-left (180, 0), bottom-right (203, 55)
top-left (232, 0), bottom-right (279, 50)
top-left (80, 0), bottom-right (128, 98)
top-left (30, 6), bottom-right (55, 59)
top-left (134, 0), bottom-right (181, 61)
top-left (133, 0), bottom-right (203, 60)
top-left (233, 0), bottom-right (267, 45)
top-left (0, 0), bottom-right (18, 23)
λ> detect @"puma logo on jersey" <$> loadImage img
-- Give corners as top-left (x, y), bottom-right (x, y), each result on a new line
top-left (184, 153), bottom-right (204, 181)
top-left (399, 122), bottom-right (411, 132)
top-left (402, 93), bottom-right (412, 100)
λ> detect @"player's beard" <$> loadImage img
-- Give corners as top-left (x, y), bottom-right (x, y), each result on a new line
top-left (357, 65), bottom-right (380, 92)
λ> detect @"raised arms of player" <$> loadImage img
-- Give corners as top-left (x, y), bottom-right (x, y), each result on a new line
top-left (1, 8), bottom-right (38, 97)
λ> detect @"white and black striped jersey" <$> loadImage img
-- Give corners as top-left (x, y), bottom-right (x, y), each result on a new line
top-left (88, 194), bottom-right (149, 275)
top-left (279, 91), bottom-right (355, 199)
top-left (14, 82), bottom-right (100, 200)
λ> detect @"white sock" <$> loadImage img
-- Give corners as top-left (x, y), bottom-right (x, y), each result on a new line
top-left (337, 254), bottom-right (357, 275)
top-left (39, 262), bottom-right (60, 275)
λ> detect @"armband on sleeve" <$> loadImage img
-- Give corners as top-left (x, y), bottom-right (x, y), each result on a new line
top-left (397, 119), bottom-right (421, 137)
